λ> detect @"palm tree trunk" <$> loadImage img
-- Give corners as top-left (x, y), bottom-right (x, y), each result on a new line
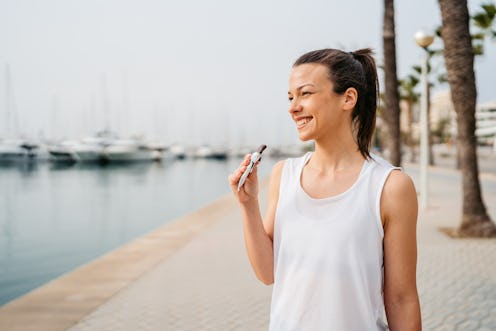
top-left (383, 0), bottom-right (401, 166)
top-left (427, 83), bottom-right (435, 166)
top-left (407, 99), bottom-right (416, 163)
top-left (438, 0), bottom-right (496, 237)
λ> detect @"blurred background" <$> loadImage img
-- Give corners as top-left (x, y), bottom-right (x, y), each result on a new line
top-left (1, 0), bottom-right (494, 146)
top-left (1, 0), bottom-right (495, 308)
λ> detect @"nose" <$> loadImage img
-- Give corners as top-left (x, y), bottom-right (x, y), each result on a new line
top-left (288, 97), bottom-right (302, 115)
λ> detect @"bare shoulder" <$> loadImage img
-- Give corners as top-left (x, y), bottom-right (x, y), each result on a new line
top-left (270, 160), bottom-right (285, 181)
top-left (381, 170), bottom-right (418, 226)
top-left (383, 170), bottom-right (416, 197)
top-left (268, 160), bottom-right (285, 199)
top-left (272, 159), bottom-right (286, 173)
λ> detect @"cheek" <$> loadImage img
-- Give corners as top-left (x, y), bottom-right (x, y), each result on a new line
top-left (317, 109), bottom-right (339, 129)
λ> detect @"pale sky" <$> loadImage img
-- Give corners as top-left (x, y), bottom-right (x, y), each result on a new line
top-left (1, 0), bottom-right (495, 147)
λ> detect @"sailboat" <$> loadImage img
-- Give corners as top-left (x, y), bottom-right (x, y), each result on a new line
top-left (47, 140), bottom-right (78, 163)
top-left (0, 64), bottom-right (40, 163)
top-left (102, 137), bottom-right (159, 162)
top-left (193, 145), bottom-right (228, 160)
top-left (72, 130), bottom-right (116, 162)
top-left (0, 139), bottom-right (38, 162)
top-left (47, 130), bottom-right (115, 163)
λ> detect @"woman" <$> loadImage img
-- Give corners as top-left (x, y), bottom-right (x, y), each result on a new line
top-left (228, 48), bottom-right (421, 330)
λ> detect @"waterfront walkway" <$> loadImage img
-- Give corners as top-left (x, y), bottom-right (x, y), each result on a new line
top-left (0, 163), bottom-right (495, 330)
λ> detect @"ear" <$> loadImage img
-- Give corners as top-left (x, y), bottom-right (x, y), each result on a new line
top-left (343, 87), bottom-right (358, 111)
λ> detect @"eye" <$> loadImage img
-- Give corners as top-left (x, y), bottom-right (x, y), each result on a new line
top-left (288, 96), bottom-right (293, 102)
top-left (302, 91), bottom-right (312, 96)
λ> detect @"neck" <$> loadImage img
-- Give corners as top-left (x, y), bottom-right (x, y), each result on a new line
top-left (310, 127), bottom-right (364, 173)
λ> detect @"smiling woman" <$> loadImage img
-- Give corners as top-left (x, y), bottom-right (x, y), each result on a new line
top-left (229, 48), bottom-right (421, 330)
top-left (290, 49), bottom-right (378, 158)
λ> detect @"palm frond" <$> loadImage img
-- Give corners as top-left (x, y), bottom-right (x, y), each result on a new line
top-left (481, 3), bottom-right (496, 18)
top-left (471, 32), bottom-right (486, 40)
top-left (472, 13), bottom-right (492, 29)
top-left (472, 43), bottom-right (484, 56)
top-left (437, 73), bottom-right (448, 84)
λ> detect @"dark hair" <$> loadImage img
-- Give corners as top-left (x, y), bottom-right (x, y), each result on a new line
top-left (293, 48), bottom-right (378, 159)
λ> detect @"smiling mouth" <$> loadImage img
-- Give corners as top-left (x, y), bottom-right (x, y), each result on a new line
top-left (296, 117), bottom-right (313, 128)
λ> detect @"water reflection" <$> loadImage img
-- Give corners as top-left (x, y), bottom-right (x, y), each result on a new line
top-left (0, 157), bottom-right (275, 306)
top-left (0, 160), bottom-right (39, 175)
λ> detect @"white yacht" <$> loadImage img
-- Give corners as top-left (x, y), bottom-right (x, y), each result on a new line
top-left (144, 141), bottom-right (167, 161)
top-left (102, 138), bottom-right (157, 162)
top-left (193, 145), bottom-right (228, 160)
top-left (169, 144), bottom-right (187, 159)
top-left (0, 139), bottom-right (39, 162)
top-left (48, 140), bottom-right (79, 163)
top-left (72, 137), bottom-right (108, 162)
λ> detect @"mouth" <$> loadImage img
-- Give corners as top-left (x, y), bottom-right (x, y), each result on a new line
top-left (296, 116), bottom-right (313, 129)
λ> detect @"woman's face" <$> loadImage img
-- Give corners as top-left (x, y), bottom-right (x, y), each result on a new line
top-left (288, 63), bottom-right (347, 142)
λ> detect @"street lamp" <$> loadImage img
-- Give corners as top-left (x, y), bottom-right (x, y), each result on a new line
top-left (415, 30), bottom-right (434, 210)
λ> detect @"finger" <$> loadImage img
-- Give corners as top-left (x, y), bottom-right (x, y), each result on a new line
top-left (237, 165), bottom-right (247, 177)
top-left (243, 166), bottom-right (258, 193)
top-left (228, 173), bottom-right (237, 186)
top-left (229, 172), bottom-right (246, 193)
top-left (230, 165), bottom-right (248, 186)
top-left (238, 156), bottom-right (250, 169)
top-left (243, 154), bottom-right (251, 165)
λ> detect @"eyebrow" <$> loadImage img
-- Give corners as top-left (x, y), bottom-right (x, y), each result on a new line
top-left (288, 83), bottom-right (316, 94)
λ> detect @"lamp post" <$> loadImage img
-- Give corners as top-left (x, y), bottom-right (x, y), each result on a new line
top-left (415, 30), bottom-right (434, 210)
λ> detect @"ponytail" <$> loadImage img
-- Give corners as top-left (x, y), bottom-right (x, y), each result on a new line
top-left (349, 49), bottom-right (378, 159)
top-left (293, 48), bottom-right (379, 159)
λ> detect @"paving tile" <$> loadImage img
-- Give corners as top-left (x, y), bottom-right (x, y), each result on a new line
top-left (2, 165), bottom-right (495, 331)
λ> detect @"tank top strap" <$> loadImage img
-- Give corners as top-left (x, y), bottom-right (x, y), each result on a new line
top-left (281, 152), bottom-right (311, 189)
top-left (367, 154), bottom-right (403, 237)
top-left (277, 153), bottom-right (312, 213)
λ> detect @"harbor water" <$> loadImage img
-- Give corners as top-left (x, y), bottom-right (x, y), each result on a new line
top-left (0, 157), bottom-right (276, 306)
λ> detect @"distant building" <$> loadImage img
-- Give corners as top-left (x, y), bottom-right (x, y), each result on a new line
top-left (399, 99), bottom-right (418, 140)
top-left (430, 90), bottom-right (454, 126)
top-left (400, 90), bottom-right (496, 148)
top-left (399, 90), bottom-right (455, 143)
top-left (429, 90), bottom-right (456, 144)
top-left (476, 101), bottom-right (496, 147)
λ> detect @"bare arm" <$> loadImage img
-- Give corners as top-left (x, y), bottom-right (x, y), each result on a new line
top-left (228, 156), bottom-right (284, 285)
top-left (381, 170), bottom-right (421, 330)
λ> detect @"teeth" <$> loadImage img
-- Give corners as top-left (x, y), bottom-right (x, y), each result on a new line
top-left (297, 117), bottom-right (311, 126)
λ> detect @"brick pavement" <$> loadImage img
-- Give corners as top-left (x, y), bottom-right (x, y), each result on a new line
top-left (1, 164), bottom-right (495, 331)
top-left (411, 166), bottom-right (496, 331)
top-left (68, 165), bottom-right (496, 331)
top-left (68, 186), bottom-right (272, 331)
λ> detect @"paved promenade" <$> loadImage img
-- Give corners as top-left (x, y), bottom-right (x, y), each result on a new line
top-left (1, 162), bottom-right (495, 330)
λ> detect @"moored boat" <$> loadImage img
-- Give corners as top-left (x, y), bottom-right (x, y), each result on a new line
top-left (0, 139), bottom-right (39, 163)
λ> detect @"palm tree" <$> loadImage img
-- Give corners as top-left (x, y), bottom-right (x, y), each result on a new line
top-left (398, 74), bottom-right (419, 162)
top-left (438, 0), bottom-right (496, 237)
top-left (471, 2), bottom-right (496, 54)
top-left (432, 3), bottom-right (495, 168)
top-left (412, 64), bottom-right (437, 166)
top-left (382, 0), bottom-right (401, 166)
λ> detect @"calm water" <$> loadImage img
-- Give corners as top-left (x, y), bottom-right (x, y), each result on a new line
top-left (0, 157), bottom-right (276, 306)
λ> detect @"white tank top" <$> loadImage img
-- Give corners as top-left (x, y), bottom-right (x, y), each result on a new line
top-left (269, 152), bottom-right (400, 331)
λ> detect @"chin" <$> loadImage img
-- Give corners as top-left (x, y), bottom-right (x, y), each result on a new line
top-left (297, 132), bottom-right (313, 142)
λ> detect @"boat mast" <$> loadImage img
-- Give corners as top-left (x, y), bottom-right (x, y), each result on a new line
top-left (4, 63), bottom-right (20, 137)
top-left (4, 63), bottom-right (9, 136)
top-left (101, 73), bottom-right (110, 133)
top-left (121, 70), bottom-right (129, 136)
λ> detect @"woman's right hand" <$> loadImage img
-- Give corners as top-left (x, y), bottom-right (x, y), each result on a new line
top-left (228, 154), bottom-right (260, 204)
